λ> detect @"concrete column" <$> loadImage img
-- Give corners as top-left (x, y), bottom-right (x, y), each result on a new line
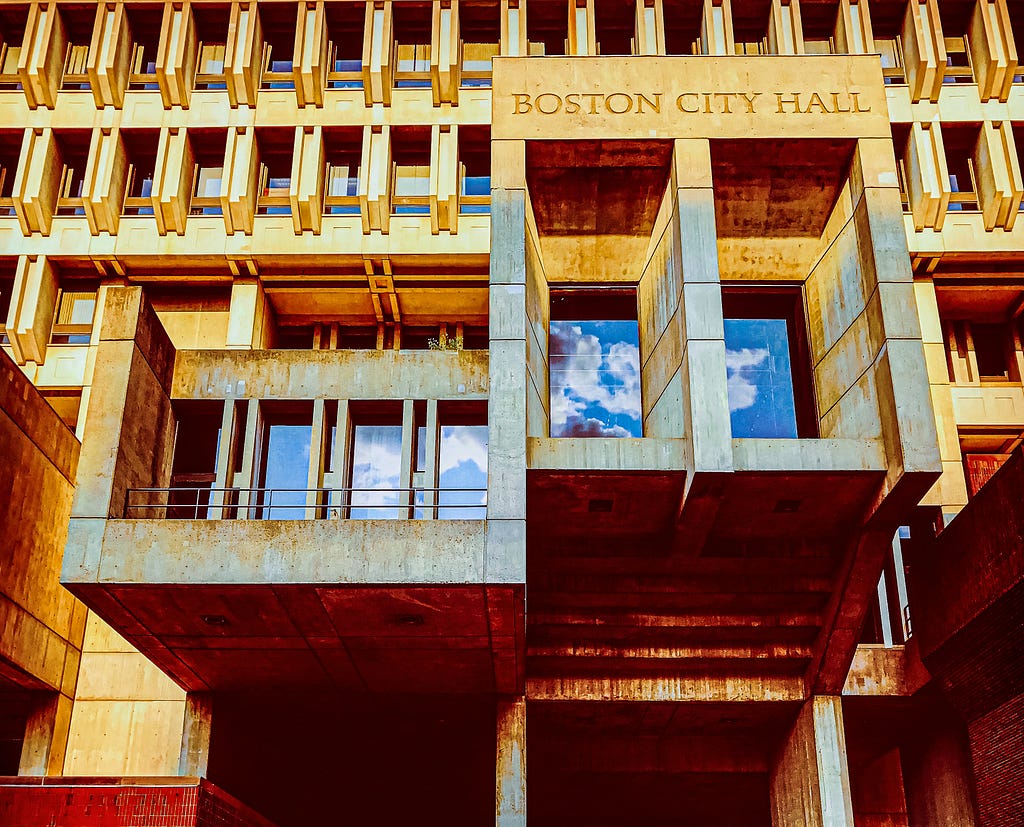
top-left (700, 0), bottom-right (734, 55)
top-left (178, 692), bottom-right (213, 777)
top-left (500, 0), bottom-right (527, 56)
top-left (362, 0), bottom-right (394, 105)
top-left (293, 0), bottom-right (327, 107)
top-left (496, 697), bottom-right (526, 827)
top-left (902, 0), bottom-right (946, 103)
top-left (634, 0), bottom-right (666, 55)
top-left (913, 278), bottom-right (968, 515)
top-left (19, 692), bottom-right (74, 776)
top-left (156, 1), bottom-right (197, 109)
top-left (770, 696), bottom-right (855, 827)
top-left (487, 138), bottom-right (529, 585)
top-left (226, 278), bottom-right (271, 349)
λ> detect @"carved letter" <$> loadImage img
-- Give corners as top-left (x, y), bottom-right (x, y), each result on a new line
top-left (831, 92), bottom-right (851, 113)
top-left (739, 92), bottom-right (761, 113)
top-left (805, 92), bottom-right (831, 113)
top-left (605, 93), bottom-right (633, 114)
top-left (535, 93), bottom-right (561, 114)
top-left (582, 93), bottom-right (602, 114)
top-left (565, 93), bottom-right (581, 114)
top-left (677, 93), bottom-right (700, 113)
top-left (851, 92), bottom-right (871, 113)
top-left (637, 93), bottom-right (661, 114)
top-left (714, 93), bottom-right (732, 113)
top-left (775, 92), bottom-right (802, 113)
top-left (513, 94), bottom-right (532, 114)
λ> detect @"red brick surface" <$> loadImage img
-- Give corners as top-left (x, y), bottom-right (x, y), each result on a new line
top-left (0, 777), bottom-right (276, 827)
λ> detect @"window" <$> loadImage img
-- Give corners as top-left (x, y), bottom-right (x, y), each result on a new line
top-left (260, 4), bottom-right (295, 90)
top-left (0, 273), bottom-right (14, 345)
top-left (127, 6), bottom-right (163, 90)
top-left (323, 128), bottom-right (362, 215)
top-left (165, 400), bottom-right (232, 518)
top-left (194, 7), bottom-right (230, 90)
top-left (943, 125), bottom-right (980, 212)
top-left (459, 126), bottom-right (490, 215)
top-left (55, 133), bottom-right (91, 217)
top-left (391, 128), bottom-right (430, 215)
top-left (257, 404), bottom-right (313, 519)
top-left (349, 410), bottom-right (405, 519)
top-left (51, 289), bottom-right (96, 345)
top-left (0, 6), bottom-right (28, 90)
top-left (189, 132), bottom-right (226, 216)
top-left (56, 7), bottom-right (95, 90)
top-left (462, 43), bottom-right (498, 87)
top-left (393, 2), bottom-right (432, 88)
top-left (326, 1), bottom-right (364, 89)
top-left (722, 287), bottom-right (816, 439)
top-left (549, 289), bottom-right (641, 438)
top-left (122, 131), bottom-right (158, 216)
top-left (972, 322), bottom-right (1012, 380)
top-left (0, 131), bottom-right (18, 216)
top-left (436, 404), bottom-right (487, 519)
top-left (256, 130), bottom-right (293, 216)
top-left (944, 35), bottom-right (974, 83)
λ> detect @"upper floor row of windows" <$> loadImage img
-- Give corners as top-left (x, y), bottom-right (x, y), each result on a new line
top-left (0, 0), bottom-right (1020, 109)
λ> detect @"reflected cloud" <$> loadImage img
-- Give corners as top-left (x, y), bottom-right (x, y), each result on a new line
top-left (725, 347), bottom-right (769, 413)
top-left (550, 321), bottom-right (642, 438)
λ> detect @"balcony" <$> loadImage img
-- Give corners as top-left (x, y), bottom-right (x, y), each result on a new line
top-left (60, 291), bottom-right (521, 696)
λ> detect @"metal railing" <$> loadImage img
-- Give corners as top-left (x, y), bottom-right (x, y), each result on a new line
top-left (124, 486), bottom-right (487, 520)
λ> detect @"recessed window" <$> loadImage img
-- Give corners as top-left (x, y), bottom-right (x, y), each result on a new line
top-left (54, 132), bottom-right (92, 217)
top-left (461, 3), bottom-right (498, 90)
top-left (549, 289), bottom-right (641, 438)
top-left (256, 130), bottom-right (293, 216)
top-left (0, 272), bottom-right (14, 345)
top-left (324, 128), bottom-right (362, 216)
top-left (459, 126), bottom-right (490, 215)
top-left (393, 3), bottom-right (432, 88)
top-left (123, 130), bottom-right (159, 216)
top-left (972, 323), bottom-right (1011, 381)
top-left (722, 287), bottom-right (816, 439)
top-left (50, 288), bottom-right (96, 345)
top-left (194, 6), bottom-right (229, 90)
top-left (391, 128), bottom-right (430, 216)
top-left (260, 4), bottom-right (296, 90)
top-left (127, 6), bottom-right (162, 91)
top-left (349, 408), bottom-right (404, 519)
top-left (256, 404), bottom-right (314, 519)
top-left (190, 131), bottom-right (227, 216)
top-left (326, 1), bottom-right (364, 89)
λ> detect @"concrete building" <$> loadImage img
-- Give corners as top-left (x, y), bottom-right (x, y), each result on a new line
top-left (0, 0), bottom-right (1021, 824)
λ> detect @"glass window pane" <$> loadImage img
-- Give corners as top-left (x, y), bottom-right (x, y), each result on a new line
top-left (724, 317), bottom-right (798, 438)
top-left (550, 320), bottom-right (642, 438)
top-left (350, 424), bottom-right (403, 519)
top-left (438, 425), bottom-right (487, 519)
top-left (262, 424), bottom-right (312, 518)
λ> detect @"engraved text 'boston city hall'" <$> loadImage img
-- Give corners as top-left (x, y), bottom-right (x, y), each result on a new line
top-left (511, 91), bottom-right (872, 116)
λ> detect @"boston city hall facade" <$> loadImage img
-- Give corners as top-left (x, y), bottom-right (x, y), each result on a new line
top-left (3, 0), bottom-right (1024, 824)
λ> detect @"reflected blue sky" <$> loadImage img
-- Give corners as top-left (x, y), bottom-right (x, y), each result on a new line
top-left (262, 424), bottom-right (312, 518)
top-left (724, 318), bottom-right (798, 439)
top-left (350, 425), bottom-right (403, 519)
top-left (549, 321), bottom-right (642, 438)
top-left (438, 425), bottom-right (487, 519)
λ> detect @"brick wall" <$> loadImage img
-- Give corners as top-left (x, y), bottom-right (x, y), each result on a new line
top-left (0, 777), bottom-right (277, 827)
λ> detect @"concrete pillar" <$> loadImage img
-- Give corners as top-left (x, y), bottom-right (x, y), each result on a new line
top-left (487, 138), bottom-right (530, 585)
top-left (61, 287), bottom-right (177, 578)
top-left (178, 692), bottom-right (213, 777)
top-left (700, 0), bottom-right (734, 56)
top-left (770, 696), bottom-right (855, 827)
top-left (362, 0), bottom-right (393, 105)
top-left (293, 0), bottom-right (327, 107)
top-left (19, 692), bottom-right (74, 776)
top-left (496, 697), bottom-right (525, 827)
top-left (226, 278), bottom-right (271, 349)
top-left (500, 0), bottom-right (527, 56)
top-left (913, 278), bottom-right (968, 515)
